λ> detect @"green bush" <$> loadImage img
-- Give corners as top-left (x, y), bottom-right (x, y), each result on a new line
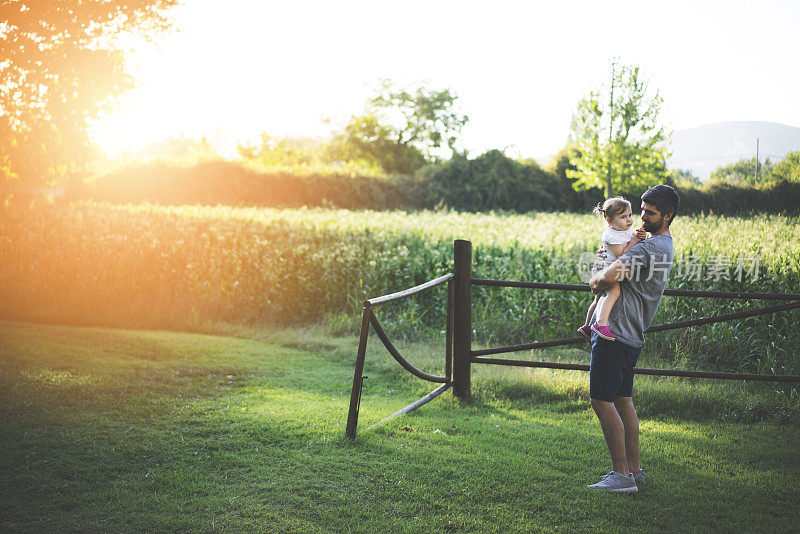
top-left (673, 179), bottom-right (800, 215)
top-left (410, 150), bottom-right (596, 212)
top-left (71, 152), bottom-right (800, 216)
top-left (76, 159), bottom-right (405, 210)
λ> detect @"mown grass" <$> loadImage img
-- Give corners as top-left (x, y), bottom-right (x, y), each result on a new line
top-left (2, 320), bottom-right (799, 533)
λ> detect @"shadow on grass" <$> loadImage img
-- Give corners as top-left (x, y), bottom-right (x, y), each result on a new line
top-left (230, 321), bottom-right (800, 427)
top-left (3, 320), bottom-right (800, 532)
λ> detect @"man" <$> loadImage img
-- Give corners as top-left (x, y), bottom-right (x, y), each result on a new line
top-left (586, 184), bottom-right (679, 493)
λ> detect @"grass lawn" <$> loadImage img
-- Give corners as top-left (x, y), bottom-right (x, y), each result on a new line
top-left (1, 320), bottom-right (799, 533)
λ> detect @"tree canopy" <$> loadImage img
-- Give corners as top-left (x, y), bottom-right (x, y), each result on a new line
top-left (709, 157), bottom-right (774, 185)
top-left (709, 151), bottom-right (800, 185)
top-left (567, 61), bottom-right (670, 197)
top-left (1, 0), bottom-right (177, 187)
top-left (341, 80), bottom-right (469, 175)
top-left (772, 151), bottom-right (800, 182)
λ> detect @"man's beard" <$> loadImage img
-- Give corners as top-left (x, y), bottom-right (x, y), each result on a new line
top-left (643, 217), bottom-right (663, 233)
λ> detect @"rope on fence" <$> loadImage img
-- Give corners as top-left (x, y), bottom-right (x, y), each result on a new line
top-left (471, 300), bottom-right (800, 357)
top-left (368, 310), bottom-right (449, 384)
top-left (471, 278), bottom-right (800, 302)
top-left (346, 273), bottom-right (454, 439)
top-left (467, 277), bottom-right (800, 383)
top-left (367, 273), bottom-right (453, 307)
top-left (347, 241), bottom-right (800, 438)
top-left (469, 357), bottom-right (800, 383)
top-left (366, 382), bottom-right (453, 431)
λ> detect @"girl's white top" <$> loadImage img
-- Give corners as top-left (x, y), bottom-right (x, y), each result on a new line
top-left (601, 226), bottom-right (637, 264)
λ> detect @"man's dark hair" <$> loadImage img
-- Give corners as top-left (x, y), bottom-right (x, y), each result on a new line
top-left (641, 184), bottom-right (679, 225)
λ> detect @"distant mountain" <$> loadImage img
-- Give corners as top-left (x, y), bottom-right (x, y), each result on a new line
top-left (667, 121), bottom-right (800, 181)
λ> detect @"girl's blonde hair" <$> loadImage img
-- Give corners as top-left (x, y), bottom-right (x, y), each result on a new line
top-left (593, 197), bottom-right (631, 220)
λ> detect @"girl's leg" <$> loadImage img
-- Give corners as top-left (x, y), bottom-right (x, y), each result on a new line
top-left (584, 294), bottom-right (601, 327)
top-left (595, 283), bottom-right (620, 326)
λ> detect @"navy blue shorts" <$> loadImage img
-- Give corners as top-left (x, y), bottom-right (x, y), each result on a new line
top-left (589, 332), bottom-right (642, 402)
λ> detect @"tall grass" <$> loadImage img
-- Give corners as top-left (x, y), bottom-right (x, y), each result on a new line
top-left (1, 201), bottom-right (798, 376)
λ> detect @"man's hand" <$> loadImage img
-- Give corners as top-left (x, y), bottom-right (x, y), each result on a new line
top-left (589, 259), bottom-right (630, 294)
top-left (588, 273), bottom-right (608, 295)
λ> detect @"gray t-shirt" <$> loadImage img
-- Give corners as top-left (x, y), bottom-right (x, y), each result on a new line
top-left (594, 233), bottom-right (675, 348)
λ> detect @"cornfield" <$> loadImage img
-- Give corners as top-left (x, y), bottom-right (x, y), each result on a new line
top-left (1, 201), bottom-right (798, 375)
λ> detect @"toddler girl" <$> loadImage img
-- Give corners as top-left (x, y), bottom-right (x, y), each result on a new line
top-left (577, 197), bottom-right (646, 342)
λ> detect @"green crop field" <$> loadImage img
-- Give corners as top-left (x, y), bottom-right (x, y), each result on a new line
top-left (2, 202), bottom-right (799, 378)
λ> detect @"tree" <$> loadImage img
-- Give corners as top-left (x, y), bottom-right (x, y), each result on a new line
top-left (546, 143), bottom-right (580, 182)
top-left (709, 157), bottom-right (775, 186)
top-left (0, 0), bottom-right (177, 188)
top-left (772, 151), bottom-right (800, 182)
top-left (567, 61), bottom-right (670, 197)
top-left (414, 149), bottom-right (557, 212)
top-left (671, 168), bottom-right (702, 188)
top-left (341, 80), bottom-right (469, 175)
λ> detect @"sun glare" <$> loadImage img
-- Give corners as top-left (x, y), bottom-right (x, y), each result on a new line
top-left (89, 30), bottom-right (250, 159)
top-left (89, 2), bottom-right (353, 160)
top-left (88, 0), bottom-right (800, 162)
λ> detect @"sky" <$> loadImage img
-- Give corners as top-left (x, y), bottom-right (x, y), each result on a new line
top-left (90, 0), bottom-right (800, 162)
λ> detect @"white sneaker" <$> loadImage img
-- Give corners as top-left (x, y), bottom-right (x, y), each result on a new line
top-left (587, 471), bottom-right (638, 493)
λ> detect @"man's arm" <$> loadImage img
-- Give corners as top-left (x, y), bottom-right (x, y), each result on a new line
top-left (588, 259), bottom-right (630, 294)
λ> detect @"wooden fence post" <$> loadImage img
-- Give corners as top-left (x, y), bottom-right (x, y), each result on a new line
top-left (345, 304), bottom-right (372, 439)
top-left (452, 240), bottom-right (472, 400)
